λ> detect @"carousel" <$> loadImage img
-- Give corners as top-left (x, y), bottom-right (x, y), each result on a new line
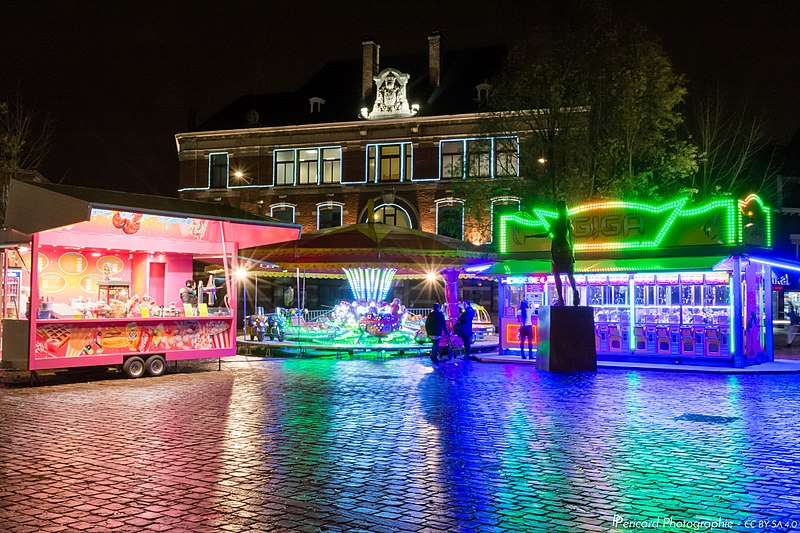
top-left (237, 217), bottom-right (496, 356)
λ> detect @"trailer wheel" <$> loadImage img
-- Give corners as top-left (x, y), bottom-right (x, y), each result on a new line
top-left (122, 357), bottom-right (146, 379)
top-left (144, 355), bottom-right (166, 377)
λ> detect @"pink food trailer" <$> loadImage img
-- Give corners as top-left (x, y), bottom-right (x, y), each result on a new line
top-left (1, 180), bottom-right (300, 378)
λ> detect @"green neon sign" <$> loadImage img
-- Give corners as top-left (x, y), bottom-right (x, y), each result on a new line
top-left (498, 195), bottom-right (771, 254)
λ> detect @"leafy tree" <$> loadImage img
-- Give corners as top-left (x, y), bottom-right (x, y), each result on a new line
top-left (457, 4), bottom-right (695, 222)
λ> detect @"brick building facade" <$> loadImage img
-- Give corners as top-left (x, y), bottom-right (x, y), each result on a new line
top-left (175, 33), bottom-right (521, 311)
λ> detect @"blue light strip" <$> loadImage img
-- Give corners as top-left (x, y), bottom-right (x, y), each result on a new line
top-left (629, 277), bottom-right (636, 352)
top-left (749, 256), bottom-right (800, 273)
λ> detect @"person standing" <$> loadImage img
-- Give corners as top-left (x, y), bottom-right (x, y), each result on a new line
top-left (457, 300), bottom-right (476, 359)
top-left (517, 299), bottom-right (534, 359)
top-left (550, 200), bottom-right (579, 306)
top-left (180, 280), bottom-right (198, 306)
top-left (531, 200), bottom-right (579, 306)
top-left (787, 303), bottom-right (800, 347)
top-left (425, 303), bottom-right (448, 364)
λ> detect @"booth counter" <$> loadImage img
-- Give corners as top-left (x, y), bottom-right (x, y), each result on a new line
top-left (0, 180), bottom-right (300, 377)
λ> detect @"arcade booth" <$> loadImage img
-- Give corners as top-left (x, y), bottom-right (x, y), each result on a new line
top-left (0, 180), bottom-right (300, 378)
top-left (490, 194), bottom-right (778, 368)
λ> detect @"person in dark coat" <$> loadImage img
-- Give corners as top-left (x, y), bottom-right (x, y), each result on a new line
top-left (425, 303), bottom-right (448, 363)
top-left (457, 300), bottom-right (476, 359)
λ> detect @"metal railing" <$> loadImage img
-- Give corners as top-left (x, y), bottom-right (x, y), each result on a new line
top-left (305, 309), bottom-right (333, 322)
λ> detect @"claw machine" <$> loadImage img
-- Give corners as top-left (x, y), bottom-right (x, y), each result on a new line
top-left (0, 180), bottom-right (300, 378)
top-left (493, 193), bottom-right (776, 367)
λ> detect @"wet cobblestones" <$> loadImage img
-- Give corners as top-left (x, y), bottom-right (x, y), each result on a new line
top-left (2, 357), bottom-right (800, 531)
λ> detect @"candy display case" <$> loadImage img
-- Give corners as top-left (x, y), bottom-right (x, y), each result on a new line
top-left (0, 180), bottom-right (300, 377)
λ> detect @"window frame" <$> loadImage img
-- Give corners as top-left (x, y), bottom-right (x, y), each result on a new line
top-left (366, 203), bottom-right (413, 229)
top-left (321, 147), bottom-right (342, 184)
top-left (316, 202), bottom-right (344, 230)
top-left (208, 152), bottom-right (229, 189)
top-left (489, 196), bottom-right (521, 244)
top-left (365, 143), bottom-right (413, 183)
top-left (274, 150), bottom-right (296, 186)
top-left (269, 203), bottom-right (296, 224)
top-left (494, 137), bottom-right (519, 177)
top-left (438, 137), bottom-right (519, 179)
top-left (273, 146), bottom-right (342, 187)
top-left (435, 198), bottom-right (465, 241)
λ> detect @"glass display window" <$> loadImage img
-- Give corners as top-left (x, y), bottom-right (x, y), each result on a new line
top-left (636, 283), bottom-right (681, 325)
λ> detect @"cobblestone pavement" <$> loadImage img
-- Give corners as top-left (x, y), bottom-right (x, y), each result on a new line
top-left (2, 358), bottom-right (800, 532)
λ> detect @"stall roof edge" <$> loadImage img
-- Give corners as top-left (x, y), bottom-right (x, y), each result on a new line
top-left (5, 180), bottom-right (301, 236)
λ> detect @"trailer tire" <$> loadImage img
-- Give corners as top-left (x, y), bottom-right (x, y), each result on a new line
top-left (122, 357), bottom-right (146, 379)
top-left (144, 355), bottom-right (167, 377)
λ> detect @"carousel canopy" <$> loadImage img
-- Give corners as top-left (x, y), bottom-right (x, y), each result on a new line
top-left (241, 222), bottom-right (494, 275)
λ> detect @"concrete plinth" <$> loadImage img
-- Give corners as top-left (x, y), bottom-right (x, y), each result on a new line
top-left (536, 306), bottom-right (597, 372)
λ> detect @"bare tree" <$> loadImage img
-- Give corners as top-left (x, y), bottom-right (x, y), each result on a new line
top-left (0, 96), bottom-right (51, 224)
top-left (686, 91), bottom-right (777, 198)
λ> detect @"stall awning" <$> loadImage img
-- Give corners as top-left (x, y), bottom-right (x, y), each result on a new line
top-left (5, 179), bottom-right (300, 237)
top-left (488, 255), bottom-right (730, 276)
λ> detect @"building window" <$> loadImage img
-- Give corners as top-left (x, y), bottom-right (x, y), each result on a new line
top-left (495, 138), bottom-right (519, 177)
top-left (317, 203), bottom-right (343, 230)
top-left (441, 141), bottom-right (463, 179)
top-left (209, 152), bottom-right (229, 189)
top-left (298, 149), bottom-right (318, 185)
top-left (438, 137), bottom-right (519, 178)
top-left (275, 150), bottom-right (295, 186)
top-left (367, 143), bottom-right (412, 182)
top-left (269, 204), bottom-right (295, 224)
top-left (467, 139), bottom-right (491, 178)
top-left (490, 197), bottom-right (521, 243)
top-left (321, 148), bottom-right (341, 184)
top-left (274, 146), bottom-right (341, 186)
top-left (436, 199), bottom-right (464, 240)
top-left (369, 204), bottom-right (412, 228)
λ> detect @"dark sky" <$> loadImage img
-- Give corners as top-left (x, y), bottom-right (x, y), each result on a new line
top-left (3, 0), bottom-right (799, 197)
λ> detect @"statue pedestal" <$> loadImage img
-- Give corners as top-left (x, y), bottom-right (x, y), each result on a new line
top-left (536, 306), bottom-right (597, 372)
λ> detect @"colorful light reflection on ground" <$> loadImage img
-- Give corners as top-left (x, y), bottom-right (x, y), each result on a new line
top-left (2, 359), bottom-right (799, 531)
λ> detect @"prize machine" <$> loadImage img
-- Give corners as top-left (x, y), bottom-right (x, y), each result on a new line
top-left (492, 193), bottom-right (774, 366)
top-left (580, 275), bottom-right (630, 354)
top-left (632, 274), bottom-right (681, 356)
top-left (631, 272), bottom-right (730, 358)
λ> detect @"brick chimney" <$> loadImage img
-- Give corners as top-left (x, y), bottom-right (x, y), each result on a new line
top-left (362, 39), bottom-right (380, 99)
top-left (428, 30), bottom-right (442, 87)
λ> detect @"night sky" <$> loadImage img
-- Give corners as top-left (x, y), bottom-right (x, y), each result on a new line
top-left (3, 0), bottom-right (798, 197)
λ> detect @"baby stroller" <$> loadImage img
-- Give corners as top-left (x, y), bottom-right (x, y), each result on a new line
top-left (433, 332), bottom-right (466, 363)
